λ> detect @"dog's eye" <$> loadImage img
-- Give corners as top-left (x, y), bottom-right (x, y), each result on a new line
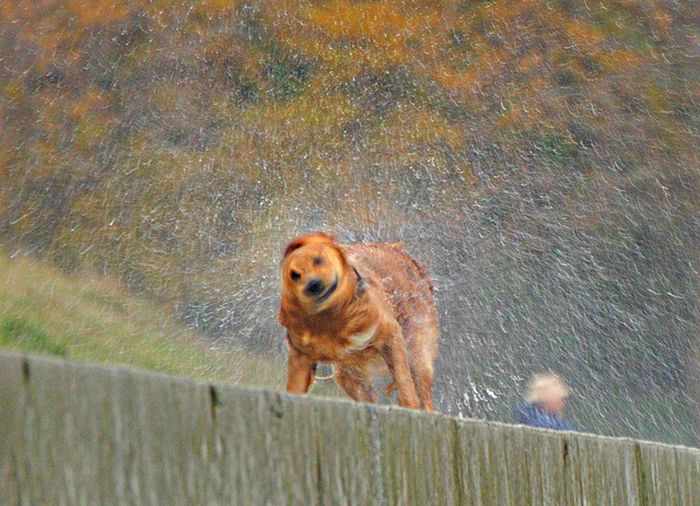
top-left (290, 270), bottom-right (301, 281)
top-left (313, 257), bottom-right (323, 266)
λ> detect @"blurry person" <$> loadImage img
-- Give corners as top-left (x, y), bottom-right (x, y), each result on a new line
top-left (515, 372), bottom-right (576, 431)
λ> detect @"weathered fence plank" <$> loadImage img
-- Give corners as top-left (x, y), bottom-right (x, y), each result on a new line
top-left (570, 435), bottom-right (639, 506)
top-left (309, 398), bottom-right (382, 506)
top-left (210, 387), bottom-right (320, 505)
top-left (0, 352), bottom-right (698, 506)
top-left (675, 442), bottom-right (700, 505)
top-left (0, 353), bottom-right (27, 505)
top-left (376, 406), bottom-right (460, 505)
top-left (638, 440), bottom-right (683, 506)
top-left (521, 428), bottom-right (568, 506)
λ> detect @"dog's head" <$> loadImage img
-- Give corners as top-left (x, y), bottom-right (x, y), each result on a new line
top-left (281, 232), bottom-right (349, 314)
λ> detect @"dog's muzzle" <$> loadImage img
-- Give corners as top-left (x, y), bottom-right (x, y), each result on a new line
top-left (305, 276), bottom-right (338, 302)
top-left (305, 278), bottom-right (324, 296)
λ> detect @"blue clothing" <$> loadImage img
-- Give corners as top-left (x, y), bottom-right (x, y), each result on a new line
top-left (515, 403), bottom-right (576, 431)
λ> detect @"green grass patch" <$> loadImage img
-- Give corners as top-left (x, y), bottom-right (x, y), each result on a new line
top-left (535, 131), bottom-right (578, 165)
top-left (0, 316), bottom-right (67, 357)
top-left (0, 251), bottom-right (290, 390)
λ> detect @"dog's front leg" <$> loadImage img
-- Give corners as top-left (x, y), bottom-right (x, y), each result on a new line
top-left (380, 326), bottom-right (420, 409)
top-left (286, 344), bottom-right (316, 394)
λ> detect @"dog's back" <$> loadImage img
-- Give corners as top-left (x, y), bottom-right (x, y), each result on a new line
top-left (342, 242), bottom-right (439, 368)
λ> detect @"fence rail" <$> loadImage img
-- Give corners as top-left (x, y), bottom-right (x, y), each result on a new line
top-left (0, 352), bottom-right (697, 505)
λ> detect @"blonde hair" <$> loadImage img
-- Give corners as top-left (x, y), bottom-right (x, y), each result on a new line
top-left (525, 373), bottom-right (570, 404)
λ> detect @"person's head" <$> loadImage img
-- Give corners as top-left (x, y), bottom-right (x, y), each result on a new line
top-left (525, 373), bottom-right (570, 415)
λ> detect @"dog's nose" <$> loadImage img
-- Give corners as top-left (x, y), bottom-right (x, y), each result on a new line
top-left (304, 278), bottom-right (324, 296)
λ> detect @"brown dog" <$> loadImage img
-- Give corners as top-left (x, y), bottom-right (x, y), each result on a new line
top-left (279, 232), bottom-right (439, 411)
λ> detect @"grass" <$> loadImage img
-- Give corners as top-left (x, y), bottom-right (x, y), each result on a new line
top-left (0, 316), bottom-right (68, 356)
top-left (0, 251), bottom-right (286, 389)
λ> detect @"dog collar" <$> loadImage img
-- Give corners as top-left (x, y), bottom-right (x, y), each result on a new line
top-left (353, 266), bottom-right (367, 299)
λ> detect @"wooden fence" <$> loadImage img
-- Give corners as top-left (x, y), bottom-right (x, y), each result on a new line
top-left (0, 352), bottom-right (697, 505)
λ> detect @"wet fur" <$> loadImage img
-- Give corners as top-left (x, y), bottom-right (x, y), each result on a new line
top-left (279, 232), bottom-right (440, 411)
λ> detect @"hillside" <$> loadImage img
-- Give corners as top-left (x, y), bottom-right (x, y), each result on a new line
top-left (0, 251), bottom-right (283, 386)
top-left (1, 1), bottom-right (697, 317)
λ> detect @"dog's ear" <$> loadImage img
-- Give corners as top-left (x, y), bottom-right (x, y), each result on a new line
top-left (283, 238), bottom-right (306, 258)
top-left (283, 232), bottom-right (338, 258)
